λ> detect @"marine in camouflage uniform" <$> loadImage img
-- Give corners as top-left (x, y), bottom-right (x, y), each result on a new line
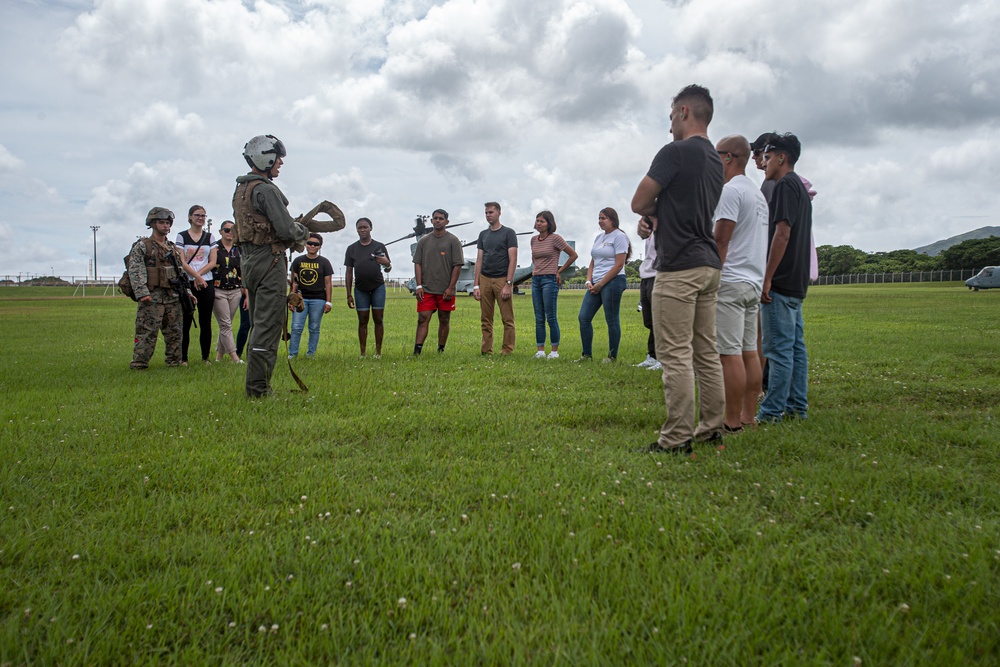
top-left (130, 207), bottom-right (195, 369)
top-left (234, 135), bottom-right (308, 397)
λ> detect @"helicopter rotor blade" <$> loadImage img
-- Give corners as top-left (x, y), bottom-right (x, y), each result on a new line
top-left (384, 232), bottom-right (416, 247)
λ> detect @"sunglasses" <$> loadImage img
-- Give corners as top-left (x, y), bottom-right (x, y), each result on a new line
top-left (221, 227), bottom-right (233, 233)
top-left (306, 241), bottom-right (321, 247)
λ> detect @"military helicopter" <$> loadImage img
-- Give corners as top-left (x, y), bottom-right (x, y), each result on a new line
top-left (385, 215), bottom-right (577, 295)
top-left (965, 266), bottom-right (1000, 290)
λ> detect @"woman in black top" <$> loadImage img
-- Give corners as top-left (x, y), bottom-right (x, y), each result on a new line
top-left (212, 221), bottom-right (245, 363)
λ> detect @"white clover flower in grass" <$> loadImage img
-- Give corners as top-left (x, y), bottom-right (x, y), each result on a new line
top-left (409, 633), bottom-right (417, 640)
top-left (270, 624), bottom-right (279, 633)
top-left (461, 514), bottom-right (469, 523)
top-left (899, 603), bottom-right (910, 614)
top-left (512, 562), bottom-right (521, 571)
top-left (853, 657), bottom-right (862, 666)
top-left (321, 623), bottom-right (329, 631)
top-left (345, 581), bottom-right (352, 588)
top-left (71, 554), bottom-right (79, 560)
top-left (301, 496), bottom-right (307, 502)
top-left (215, 587), bottom-right (223, 594)
top-left (228, 622), bottom-right (236, 628)
top-left (398, 597), bottom-right (407, 608)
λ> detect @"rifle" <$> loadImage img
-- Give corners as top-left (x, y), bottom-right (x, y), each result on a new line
top-left (167, 250), bottom-right (196, 323)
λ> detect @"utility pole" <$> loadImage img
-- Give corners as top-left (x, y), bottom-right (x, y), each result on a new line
top-left (90, 225), bottom-right (100, 282)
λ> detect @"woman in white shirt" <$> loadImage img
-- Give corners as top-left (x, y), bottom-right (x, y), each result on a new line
top-left (176, 205), bottom-right (217, 365)
top-left (577, 207), bottom-right (631, 362)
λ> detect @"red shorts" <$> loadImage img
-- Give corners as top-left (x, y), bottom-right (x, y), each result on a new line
top-left (416, 291), bottom-right (456, 312)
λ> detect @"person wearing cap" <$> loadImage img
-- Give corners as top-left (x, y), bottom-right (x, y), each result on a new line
top-left (712, 135), bottom-right (769, 432)
top-left (631, 84), bottom-right (726, 455)
top-left (233, 135), bottom-right (309, 397)
top-left (129, 207), bottom-right (199, 369)
top-left (750, 132), bottom-right (779, 202)
top-left (757, 133), bottom-right (813, 423)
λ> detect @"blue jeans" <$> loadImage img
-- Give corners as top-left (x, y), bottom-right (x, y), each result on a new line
top-left (532, 275), bottom-right (560, 347)
top-left (289, 298), bottom-right (326, 357)
top-left (757, 291), bottom-right (808, 421)
top-left (578, 274), bottom-right (626, 358)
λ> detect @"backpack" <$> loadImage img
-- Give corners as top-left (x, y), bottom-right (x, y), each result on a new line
top-left (118, 238), bottom-right (154, 301)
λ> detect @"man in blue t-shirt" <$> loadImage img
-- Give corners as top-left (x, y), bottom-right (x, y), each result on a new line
top-left (631, 84), bottom-right (725, 455)
top-left (757, 133), bottom-right (813, 423)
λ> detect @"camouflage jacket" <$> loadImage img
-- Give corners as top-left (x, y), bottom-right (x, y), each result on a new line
top-left (127, 237), bottom-right (186, 302)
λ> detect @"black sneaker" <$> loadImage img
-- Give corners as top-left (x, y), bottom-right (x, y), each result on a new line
top-left (643, 441), bottom-right (693, 455)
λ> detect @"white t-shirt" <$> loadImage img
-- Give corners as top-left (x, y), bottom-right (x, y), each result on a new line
top-left (639, 236), bottom-right (657, 279)
top-left (590, 229), bottom-right (630, 283)
top-left (176, 230), bottom-right (216, 282)
top-left (713, 174), bottom-right (768, 289)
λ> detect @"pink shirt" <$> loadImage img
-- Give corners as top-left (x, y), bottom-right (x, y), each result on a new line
top-left (530, 233), bottom-right (571, 275)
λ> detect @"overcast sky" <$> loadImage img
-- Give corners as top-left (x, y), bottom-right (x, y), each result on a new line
top-left (2, 0), bottom-right (998, 280)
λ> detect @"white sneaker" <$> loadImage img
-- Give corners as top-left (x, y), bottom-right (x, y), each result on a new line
top-left (635, 355), bottom-right (655, 368)
top-left (647, 360), bottom-right (662, 371)
top-left (547, 351), bottom-right (559, 359)
top-left (534, 351), bottom-right (546, 359)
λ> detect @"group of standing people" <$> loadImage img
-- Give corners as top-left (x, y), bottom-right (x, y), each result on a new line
top-left (130, 112), bottom-right (814, 433)
top-left (630, 84), bottom-right (814, 454)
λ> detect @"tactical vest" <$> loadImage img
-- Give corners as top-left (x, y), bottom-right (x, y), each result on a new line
top-left (141, 238), bottom-right (181, 289)
top-left (232, 178), bottom-right (286, 248)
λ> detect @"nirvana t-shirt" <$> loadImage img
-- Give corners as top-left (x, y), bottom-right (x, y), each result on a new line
top-left (345, 240), bottom-right (389, 292)
top-left (645, 135), bottom-right (724, 272)
top-left (291, 254), bottom-right (334, 300)
top-left (768, 171), bottom-right (813, 299)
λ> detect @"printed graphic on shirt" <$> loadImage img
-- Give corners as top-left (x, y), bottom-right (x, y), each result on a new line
top-left (296, 261), bottom-right (322, 288)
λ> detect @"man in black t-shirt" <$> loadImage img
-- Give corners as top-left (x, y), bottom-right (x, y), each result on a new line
top-left (757, 133), bottom-right (813, 423)
top-left (473, 202), bottom-right (518, 355)
top-left (631, 84), bottom-right (725, 455)
top-left (345, 217), bottom-right (391, 358)
top-left (288, 233), bottom-right (334, 358)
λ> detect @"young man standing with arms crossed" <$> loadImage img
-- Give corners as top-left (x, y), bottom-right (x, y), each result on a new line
top-left (631, 84), bottom-right (725, 454)
top-left (473, 202), bottom-right (518, 355)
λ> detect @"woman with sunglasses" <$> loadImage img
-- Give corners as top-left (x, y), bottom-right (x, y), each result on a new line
top-left (288, 233), bottom-right (334, 358)
top-left (176, 205), bottom-right (217, 365)
top-left (212, 221), bottom-right (245, 363)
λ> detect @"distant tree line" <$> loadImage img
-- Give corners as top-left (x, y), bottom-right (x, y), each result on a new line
top-left (562, 236), bottom-right (1000, 283)
top-left (818, 236), bottom-right (1000, 275)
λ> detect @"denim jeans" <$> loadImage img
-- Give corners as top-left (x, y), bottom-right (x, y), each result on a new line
top-left (757, 291), bottom-right (808, 421)
top-left (578, 274), bottom-right (626, 358)
top-left (532, 275), bottom-right (560, 347)
top-left (289, 298), bottom-right (326, 357)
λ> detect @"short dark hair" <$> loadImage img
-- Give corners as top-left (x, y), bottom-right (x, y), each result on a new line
top-left (750, 132), bottom-right (778, 152)
top-left (356, 217), bottom-right (372, 228)
top-left (484, 201), bottom-right (501, 213)
top-left (765, 133), bottom-right (802, 165)
top-left (308, 232), bottom-right (323, 245)
top-left (672, 84), bottom-right (714, 124)
top-left (432, 209), bottom-right (449, 220)
top-left (536, 210), bottom-right (556, 234)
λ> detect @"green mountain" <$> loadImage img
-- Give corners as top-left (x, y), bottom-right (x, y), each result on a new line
top-left (913, 226), bottom-right (1000, 256)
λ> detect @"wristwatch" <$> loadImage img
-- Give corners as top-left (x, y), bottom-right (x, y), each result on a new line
top-left (505, 280), bottom-right (512, 285)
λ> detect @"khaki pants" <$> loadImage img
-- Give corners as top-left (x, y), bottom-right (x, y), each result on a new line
top-left (652, 266), bottom-right (725, 448)
top-left (479, 275), bottom-right (515, 354)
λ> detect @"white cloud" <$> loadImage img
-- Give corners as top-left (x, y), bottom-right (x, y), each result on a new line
top-left (0, 144), bottom-right (25, 173)
top-left (120, 102), bottom-right (206, 148)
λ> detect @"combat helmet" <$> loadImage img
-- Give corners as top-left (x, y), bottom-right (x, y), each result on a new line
top-left (145, 207), bottom-right (175, 228)
top-left (243, 134), bottom-right (286, 174)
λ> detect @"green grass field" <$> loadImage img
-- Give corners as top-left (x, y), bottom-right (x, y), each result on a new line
top-left (1, 284), bottom-right (998, 665)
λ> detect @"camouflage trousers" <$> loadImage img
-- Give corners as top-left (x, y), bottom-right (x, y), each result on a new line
top-left (131, 294), bottom-right (183, 369)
